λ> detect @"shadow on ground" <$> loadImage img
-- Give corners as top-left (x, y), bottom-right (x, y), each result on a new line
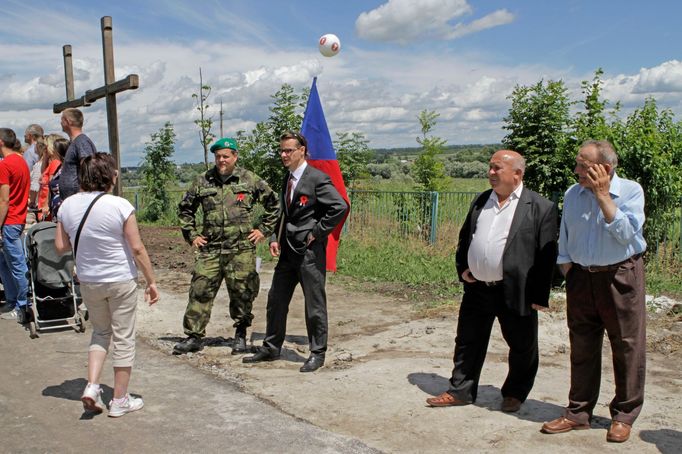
top-left (406, 372), bottom-right (611, 427)
top-left (157, 334), bottom-right (309, 363)
top-left (42, 378), bottom-right (115, 420)
top-left (639, 428), bottom-right (682, 454)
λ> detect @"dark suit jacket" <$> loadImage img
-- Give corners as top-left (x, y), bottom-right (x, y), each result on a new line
top-left (277, 164), bottom-right (348, 253)
top-left (455, 187), bottom-right (558, 316)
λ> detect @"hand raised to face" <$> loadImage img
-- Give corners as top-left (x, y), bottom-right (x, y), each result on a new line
top-left (586, 163), bottom-right (611, 196)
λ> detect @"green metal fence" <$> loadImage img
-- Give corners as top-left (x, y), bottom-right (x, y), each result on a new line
top-left (345, 190), bottom-right (476, 246)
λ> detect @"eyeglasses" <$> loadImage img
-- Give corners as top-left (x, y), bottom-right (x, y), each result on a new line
top-left (279, 146), bottom-right (301, 155)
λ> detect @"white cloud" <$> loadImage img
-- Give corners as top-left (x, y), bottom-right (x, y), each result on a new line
top-left (2, 2), bottom-right (682, 166)
top-left (579, 60), bottom-right (682, 114)
top-left (355, 0), bottom-right (514, 43)
top-left (443, 9), bottom-right (515, 40)
top-left (632, 60), bottom-right (682, 93)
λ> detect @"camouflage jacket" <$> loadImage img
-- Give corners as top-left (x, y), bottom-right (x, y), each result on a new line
top-left (178, 166), bottom-right (280, 253)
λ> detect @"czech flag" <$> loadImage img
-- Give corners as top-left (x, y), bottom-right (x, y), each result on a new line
top-left (301, 77), bottom-right (350, 272)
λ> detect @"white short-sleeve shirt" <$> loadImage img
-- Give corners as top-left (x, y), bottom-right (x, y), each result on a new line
top-left (57, 192), bottom-right (137, 283)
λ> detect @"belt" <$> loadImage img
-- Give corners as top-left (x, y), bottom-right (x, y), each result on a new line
top-left (478, 280), bottom-right (503, 287)
top-left (574, 253), bottom-right (642, 273)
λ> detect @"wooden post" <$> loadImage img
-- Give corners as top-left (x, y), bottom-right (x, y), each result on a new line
top-left (63, 45), bottom-right (75, 101)
top-left (53, 16), bottom-right (139, 197)
top-left (101, 16), bottom-right (122, 196)
top-left (220, 99), bottom-right (224, 138)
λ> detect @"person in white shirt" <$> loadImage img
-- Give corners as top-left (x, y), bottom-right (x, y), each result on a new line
top-left (426, 150), bottom-right (558, 413)
top-left (55, 152), bottom-right (159, 418)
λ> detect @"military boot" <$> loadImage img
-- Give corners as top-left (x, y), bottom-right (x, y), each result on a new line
top-left (173, 336), bottom-right (202, 355)
top-left (231, 326), bottom-right (248, 355)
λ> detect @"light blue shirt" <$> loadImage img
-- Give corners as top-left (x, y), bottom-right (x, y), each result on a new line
top-left (558, 173), bottom-right (646, 266)
top-left (23, 143), bottom-right (39, 170)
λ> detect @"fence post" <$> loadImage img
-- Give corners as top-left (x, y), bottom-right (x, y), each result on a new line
top-left (343, 189), bottom-right (354, 234)
top-left (679, 196), bottom-right (682, 251)
top-left (134, 191), bottom-right (139, 212)
top-left (429, 191), bottom-right (439, 244)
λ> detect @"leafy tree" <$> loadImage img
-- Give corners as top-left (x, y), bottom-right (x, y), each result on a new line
top-left (615, 98), bottom-right (682, 252)
top-left (367, 163), bottom-right (393, 179)
top-left (572, 69), bottom-right (616, 144)
top-left (445, 159), bottom-right (488, 178)
top-left (175, 162), bottom-right (206, 184)
top-left (412, 109), bottom-right (447, 191)
top-left (502, 80), bottom-right (574, 198)
top-left (139, 122), bottom-right (176, 222)
top-left (192, 68), bottom-right (215, 170)
top-left (454, 147), bottom-right (494, 163)
top-left (334, 131), bottom-right (373, 188)
top-left (238, 84), bottom-right (308, 188)
top-left (507, 69), bottom-right (682, 255)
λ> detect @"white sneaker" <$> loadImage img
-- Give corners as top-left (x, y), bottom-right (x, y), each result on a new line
top-left (1, 307), bottom-right (20, 320)
top-left (108, 394), bottom-right (144, 417)
top-left (81, 384), bottom-right (105, 413)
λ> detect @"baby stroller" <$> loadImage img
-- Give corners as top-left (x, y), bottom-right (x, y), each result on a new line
top-left (23, 221), bottom-right (85, 338)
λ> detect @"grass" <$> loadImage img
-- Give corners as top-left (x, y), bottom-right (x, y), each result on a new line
top-left (335, 235), bottom-right (462, 307)
top-left (646, 260), bottom-right (682, 300)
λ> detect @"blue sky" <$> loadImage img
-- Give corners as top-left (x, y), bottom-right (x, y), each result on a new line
top-left (1, 0), bottom-right (681, 165)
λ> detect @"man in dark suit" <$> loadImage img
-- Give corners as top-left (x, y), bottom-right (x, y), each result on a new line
top-left (243, 131), bottom-right (348, 372)
top-left (426, 150), bottom-right (558, 412)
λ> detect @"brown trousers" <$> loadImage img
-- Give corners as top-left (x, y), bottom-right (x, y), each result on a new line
top-left (564, 256), bottom-right (646, 426)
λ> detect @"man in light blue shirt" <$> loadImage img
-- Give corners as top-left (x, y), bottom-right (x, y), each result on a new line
top-left (542, 140), bottom-right (646, 444)
top-left (23, 124), bottom-right (43, 170)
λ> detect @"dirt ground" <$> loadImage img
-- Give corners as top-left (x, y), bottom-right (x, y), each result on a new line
top-left (139, 226), bottom-right (682, 453)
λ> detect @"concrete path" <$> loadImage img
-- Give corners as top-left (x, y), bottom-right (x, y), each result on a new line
top-left (0, 318), bottom-right (378, 454)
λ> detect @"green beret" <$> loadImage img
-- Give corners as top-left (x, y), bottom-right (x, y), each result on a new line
top-left (210, 137), bottom-right (238, 153)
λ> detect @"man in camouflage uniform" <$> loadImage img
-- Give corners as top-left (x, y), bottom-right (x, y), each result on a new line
top-left (173, 137), bottom-right (279, 355)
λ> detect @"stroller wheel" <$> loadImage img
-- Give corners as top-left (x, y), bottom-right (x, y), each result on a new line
top-left (77, 321), bottom-right (86, 333)
top-left (28, 321), bottom-right (39, 339)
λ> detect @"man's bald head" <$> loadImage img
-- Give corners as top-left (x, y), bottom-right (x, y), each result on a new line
top-left (488, 149), bottom-right (525, 199)
top-left (491, 149), bottom-right (526, 174)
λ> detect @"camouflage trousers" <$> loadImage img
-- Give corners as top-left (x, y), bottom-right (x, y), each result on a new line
top-left (182, 248), bottom-right (260, 338)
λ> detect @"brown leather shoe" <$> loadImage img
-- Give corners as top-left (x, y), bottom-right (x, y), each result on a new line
top-left (541, 416), bottom-right (590, 434)
top-left (607, 421), bottom-right (631, 443)
top-left (426, 392), bottom-right (469, 407)
top-left (501, 397), bottom-right (522, 413)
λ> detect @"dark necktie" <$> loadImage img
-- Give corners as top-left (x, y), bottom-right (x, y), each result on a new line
top-left (286, 176), bottom-right (294, 208)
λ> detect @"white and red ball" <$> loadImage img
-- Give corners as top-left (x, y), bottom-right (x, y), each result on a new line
top-left (318, 33), bottom-right (341, 57)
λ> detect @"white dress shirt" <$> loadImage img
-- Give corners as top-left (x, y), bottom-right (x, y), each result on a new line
top-left (467, 184), bottom-right (523, 282)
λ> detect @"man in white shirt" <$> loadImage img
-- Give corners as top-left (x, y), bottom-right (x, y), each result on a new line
top-left (426, 150), bottom-right (558, 413)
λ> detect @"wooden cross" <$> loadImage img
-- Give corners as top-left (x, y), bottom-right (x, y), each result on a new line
top-left (53, 16), bottom-right (139, 196)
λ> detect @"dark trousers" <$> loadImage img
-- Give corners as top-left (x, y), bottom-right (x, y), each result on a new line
top-left (564, 256), bottom-right (646, 426)
top-left (263, 239), bottom-right (328, 355)
top-left (448, 282), bottom-right (539, 403)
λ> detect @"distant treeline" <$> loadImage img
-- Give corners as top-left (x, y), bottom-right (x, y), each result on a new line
top-left (122, 145), bottom-right (499, 188)
top-left (373, 143), bottom-right (500, 158)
